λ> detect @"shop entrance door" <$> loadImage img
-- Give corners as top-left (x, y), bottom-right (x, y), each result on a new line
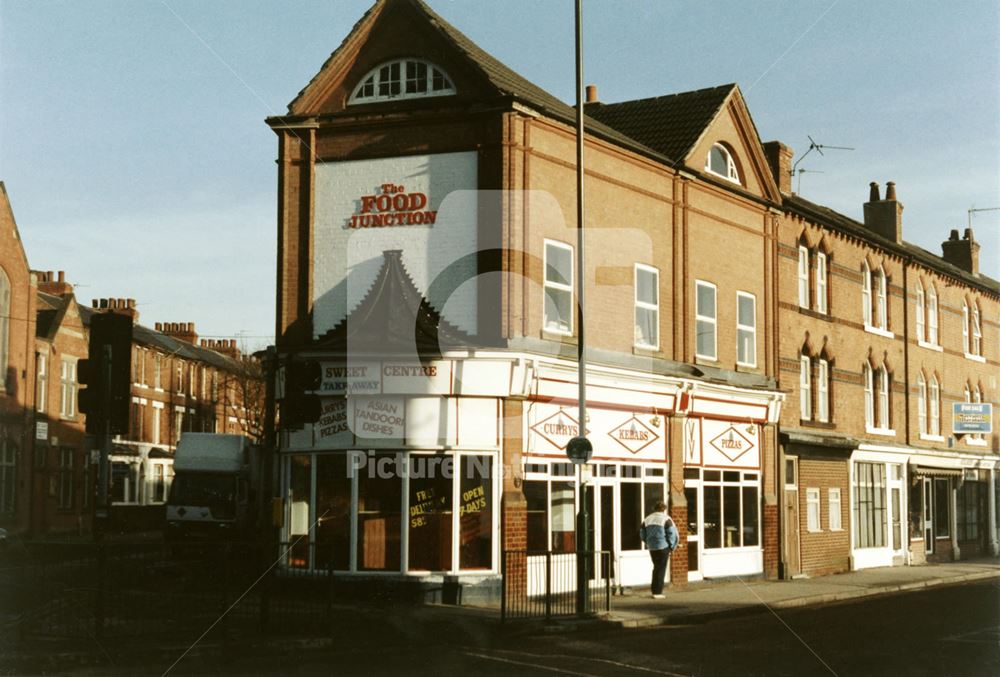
top-left (684, 479), bottom-right (702, 581)
top-left (783, 457), bottom-right (801, 577)
top-left (923, 478), bottom-right (934, 555)
top-left (583, 483), bottom-right (617, 583)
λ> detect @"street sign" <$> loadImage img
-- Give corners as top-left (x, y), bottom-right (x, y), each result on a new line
top-left (952, 402), bottom-right (992, 434)
top-left (566, 436), bottom-right (593, 465)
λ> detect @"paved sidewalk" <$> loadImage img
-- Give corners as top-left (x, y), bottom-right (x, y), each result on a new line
top-left (604, 557), bottom-right (1000, 628)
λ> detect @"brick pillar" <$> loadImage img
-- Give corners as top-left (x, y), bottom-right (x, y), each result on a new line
top-left (762, 423), bottom-right (780, 579)
top-left (668, 413), bottom-right (688, 588)
top-left (501, 398), bottom-right (527, 604)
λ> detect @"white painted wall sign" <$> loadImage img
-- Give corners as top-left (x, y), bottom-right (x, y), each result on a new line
top-left (699, 419), bottom-right (760, 469)
top-left (526, 403), bottom-right (666, 462)
top-left (312, 151), bottom-right (479, 337)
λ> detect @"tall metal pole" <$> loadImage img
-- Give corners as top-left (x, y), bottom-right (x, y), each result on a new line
top-left (574, 0), bottom-right (590, 614)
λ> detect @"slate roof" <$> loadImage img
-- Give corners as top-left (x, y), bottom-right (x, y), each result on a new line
top-left (585, 84), bottom-right (736, 162)
top-left (785, 194), bottom-right (999, 294)
top-left (78, 306), bottom-right (245, 373)
top-left (315, 250), bottom-right (473, 356)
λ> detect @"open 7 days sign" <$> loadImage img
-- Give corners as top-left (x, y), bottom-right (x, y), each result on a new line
top-left (952, 402), bottom-right (993, 434)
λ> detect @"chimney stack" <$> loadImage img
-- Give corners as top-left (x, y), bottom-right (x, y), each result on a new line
top-left (863, 181), bottom-right (904, 243)
top-left (585, 84), bottom-right (599, 104)
top-left (90, 296), bottom-right (140, 323)
top-left (941, 228), bottom-right (980, 275)
top-left (199, 338), bottom-right (241, 359)
top-left (34, 269), bottom-right (73, 296)
top-left (762, 141), bottom-right (794, 195)
top-left (158, 321), bottom-right (198, 344)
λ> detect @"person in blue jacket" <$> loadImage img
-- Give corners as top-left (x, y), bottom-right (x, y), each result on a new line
top-left (640, 501), bottom-right (680, 598)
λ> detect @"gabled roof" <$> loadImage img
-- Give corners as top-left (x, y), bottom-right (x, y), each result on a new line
top-left (315, 249), bottom-right (472, 356)
top-left (585, 84), bottom-right (736, 163)
top-left (785, 193), bottom-right (999, 295)
top-left (36, 290), bottom-right (73, 341)
top-left (281, 0), bottom-right (670, 163)
top-left (0, 182), bottom-right (31, 273)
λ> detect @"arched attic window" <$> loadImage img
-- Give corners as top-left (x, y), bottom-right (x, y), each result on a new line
top-left (705, 143), bottom-right (741, 184)
top-left (349, 58), bottom-right (456, 104)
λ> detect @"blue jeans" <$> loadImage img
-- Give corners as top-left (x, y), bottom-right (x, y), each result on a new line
top-left (649, 548), bottom-right (669, 594)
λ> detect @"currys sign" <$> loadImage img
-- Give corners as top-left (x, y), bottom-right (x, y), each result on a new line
top-left (347, 183), bottom-right (438, 228)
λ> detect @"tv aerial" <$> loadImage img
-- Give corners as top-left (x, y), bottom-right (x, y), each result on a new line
top-left (796, 168), bottom-right (824, 194)
top-left (790, 135), bottom-right (855, 192)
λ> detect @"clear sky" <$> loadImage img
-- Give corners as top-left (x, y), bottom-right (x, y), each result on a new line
top-left (1, 0), bottom-right (997, 350)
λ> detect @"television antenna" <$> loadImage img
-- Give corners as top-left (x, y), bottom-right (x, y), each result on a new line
top-left (968, 205), bottom-right (1000, 230)
top-left (790, 135), bottom-right (855, 188)
top-left (796, 168), bottom-right (825, 194)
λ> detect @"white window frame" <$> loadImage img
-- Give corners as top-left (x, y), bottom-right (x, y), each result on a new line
top-left (863, 362), bottom-right (875, 430)
top-left (797, 246), bottom-right (810, 308)
top-left (36, 354), bottom-right (48, 414)
top-left (695, 280), bottom-right (717, 361)
top-left (60, 359), bottom-right (77, 419)
top-left (152, 403), bottom-right (163, 445)
top-left (634, 264), bottom-right (659, 349)
top-left (915, 282), bottom-right (925, 343)
top-left (971, 303), bottom-right (982, 356)
top-left (861, 262), bottom-right (872, 325)
top-left (929, 375), bottom-right (941, 437)
top-left (736, 291), bottom-right (756, 367)
top-left (828, 488), bottom-right (842, 530)
top-left (705, 143), bottom-right (740, 183)
top-left (817, 358), bottom-right (830, 423)
top-left (927, 285), bottom-right (939, 346)
top-left (806, 487), bottom-right (821, 532)
top-left (962, 301), bottom-right (970, 354)
top-left (877, 364), bottom-right (891, 432)
top-left (154, 353), bottom-right (162, 390)
top-left (349, 58), bottom-right (456, 104)
top-left (875, 266), bottom-right (888, 330)
top-left (917, 373), bottom-right (927, 436)
top-left (800, 355), bottom-right (812, 421)
top-left (543, 240), bottom-right (574, 336)
top-left (815, 251), bottom-right (828, 314)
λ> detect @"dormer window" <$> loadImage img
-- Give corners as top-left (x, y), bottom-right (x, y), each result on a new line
top-left (705, 144), bottom-right (740, 183)
top-left (350, 58), bottom-right (456, 104)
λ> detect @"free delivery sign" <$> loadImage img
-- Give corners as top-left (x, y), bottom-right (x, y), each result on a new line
top-left (952, 402), bottom-right (993, 434)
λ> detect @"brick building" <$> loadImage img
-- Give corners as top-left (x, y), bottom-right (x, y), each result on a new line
top-left (0, 183), bottom-right (37, 537)
top-left (265, 0), bottom-right (997, 599)
top-left (772, 163), bottom-right (998, 575)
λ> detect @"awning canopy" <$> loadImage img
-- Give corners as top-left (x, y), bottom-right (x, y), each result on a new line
top-left (910, 464), bottom-right (962, 478)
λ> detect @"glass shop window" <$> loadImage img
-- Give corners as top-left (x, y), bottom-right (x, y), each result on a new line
top-left (358, 454), bottom-right (402, 572)
top-left (620, 482), bottom-right (642, 551)
top-left (459, 455), bottom-right (493, 570)
top-left (550, 481), bottom-right (576, 553)
top-left (524, 481), bottom-right (548, 551)
top-left (288, 455), bottom-right (312, 568)
top-left (315, 454), bottom-right (352, 571)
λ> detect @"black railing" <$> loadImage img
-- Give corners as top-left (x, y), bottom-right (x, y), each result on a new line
top-left (14, 541), bottom-right (334, 643)
top-left (501, 550), bottom-right (611, 621)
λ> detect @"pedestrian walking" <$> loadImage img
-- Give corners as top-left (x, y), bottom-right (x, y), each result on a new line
top-left (640, 501), bottom-right (679, 598)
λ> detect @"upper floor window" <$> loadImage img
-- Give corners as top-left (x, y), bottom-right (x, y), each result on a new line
top-left (915, 282), bottom-right (926, 342)
top-left (695, 281), bottom-right (717, 360)
top-left (736, 292), bottom-right (756, 367)
top-left (60, 359), bottom-right (77, 419)
top-left (543, 240), bottom-right (573, 335)
top-left (817, 358), bottom-right (830, 423)
top-left (929, 375), bottom-right (940, 436)
top-left (799, 355), bottom-right (812, 421)
top-left (154, 354), bottom-right (162, 389)
top-left (634, 264), bottom-right (659, 349)
top-left (0, 268), bottom-right (9, 379)
top-left (797, 246), bottom-right (829, 314)
top-left (926, 285), bottom-right (938, 345)
top-left (864, 361), bottom-right (892, 432)
top-left (970, 302), bottom-right (982, 356)
top-left (36, 354), bottom-right (48, 414)
top-left (815, 252), bottom-right (828, 314)
top-left (797, 247), bottom-right (809, 308)
top-left (862, 262), bottom-right (888, 332)
top-left (800, 354), bottom-right (831, 423)
top-left (349, 59), bottom-right (456, 104)
top-left (705, 144), bottom-right (740, 183)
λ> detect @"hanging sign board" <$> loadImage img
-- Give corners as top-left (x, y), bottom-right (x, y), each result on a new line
top-left (953, 403), bottom-right (992, 434)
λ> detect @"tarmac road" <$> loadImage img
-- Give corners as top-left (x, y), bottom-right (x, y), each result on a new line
top-left (29, 579), bottom-right (998, 677)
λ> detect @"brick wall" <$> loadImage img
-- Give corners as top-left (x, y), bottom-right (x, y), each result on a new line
top-left (797, 456), bottom-right (851, 576)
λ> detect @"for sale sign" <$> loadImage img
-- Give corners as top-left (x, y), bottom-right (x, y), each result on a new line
top-left (953, 402), bottom-right (992, 434)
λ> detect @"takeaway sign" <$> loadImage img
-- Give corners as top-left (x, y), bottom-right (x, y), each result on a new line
top-left (953, 402), bottom-right (992, 434)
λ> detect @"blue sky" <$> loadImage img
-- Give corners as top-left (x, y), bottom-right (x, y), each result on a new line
top-left (1, 0), bottom-right (997, 349)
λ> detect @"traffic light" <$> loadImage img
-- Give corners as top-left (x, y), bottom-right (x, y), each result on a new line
top-left (78, 313), bottom-right (133, 435)
top-left (280, 358), bottom-right (322, 429)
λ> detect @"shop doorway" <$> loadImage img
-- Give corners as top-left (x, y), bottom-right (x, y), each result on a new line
top-left (922, 478), bottom-right (934, 555)
top-left (783, 457), bottom-right (801, 577)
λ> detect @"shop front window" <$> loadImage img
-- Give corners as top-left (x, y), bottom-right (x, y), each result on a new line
top-left (957, 481), bottom-right (980, 541)
top-left (316, 454), bottom-right (351, 571)
top-left (524, 481), bottom-right (548, 551)
top-left (620, 482), bottom-right (642, 551)
top-left (550, 481), bottom-right (576, 553)
top-left (854, 462), bottom-right (886, 548)
top-left (459, 455), bottom-right (493, 570)
top-left (934, 478), bottom-right (950, 539)
top-left (702, 470), bottom-right (758, 549)
top-left (358, 454), bottom-right (402, 572)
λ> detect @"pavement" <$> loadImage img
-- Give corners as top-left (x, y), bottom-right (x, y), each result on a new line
top-left (601, 556), bottom-right (1000, 629)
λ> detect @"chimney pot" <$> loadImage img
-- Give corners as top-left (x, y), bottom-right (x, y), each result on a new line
top-left (885, 181), bottom-right (897, 201)
top-left (92, 299), bottom-right (99, 308)
top-left (155, 322), bottom-right (162, 331)
top-left (128, 299), bottom-right (135, 309)
top-left (950, 229), bottom-right (960, 241)
top-left (585, 84), bottom-right (598, 103)
top-left (58, 271), bottom-right (64, 282)
top-left (869, 182), bottom-right (880, 202)
top-left (100, 299), bottom-right (109, 309)
top-left (963, 228), bottom-right (973, 241)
